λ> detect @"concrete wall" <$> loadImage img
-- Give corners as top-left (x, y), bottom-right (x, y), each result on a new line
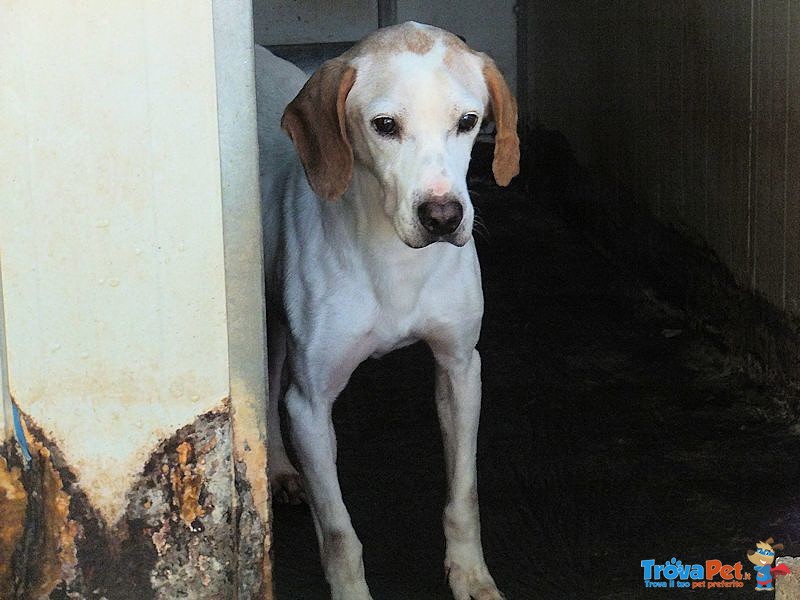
top-left (1, 2), bottom-right (231, 521)
top-left (254, 0), bottom-right (379, 45)
top-left (0, 1), bottom-right (271, 597)
top-left (253, 0), bottom-right (518, 92)
top-left (524, 1), bottom-right (800, 317)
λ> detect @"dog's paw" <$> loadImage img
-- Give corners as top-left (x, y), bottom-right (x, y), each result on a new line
top-left (445, 560), bottom-right (505, 600)
top-left (269, 469), bottom-right (306, 505)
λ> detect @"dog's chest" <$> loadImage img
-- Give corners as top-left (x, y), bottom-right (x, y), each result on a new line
top-left (366, 295), bottom-right (428, 358)
top-left (358, 248), bottom-right (480, 358)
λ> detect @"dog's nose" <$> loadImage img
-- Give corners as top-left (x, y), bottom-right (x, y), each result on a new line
top-left (417, 200), bottom-right (463, 236)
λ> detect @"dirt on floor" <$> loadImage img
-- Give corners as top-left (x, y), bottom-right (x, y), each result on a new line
top-left (271, 163), bottom-right (800, 599)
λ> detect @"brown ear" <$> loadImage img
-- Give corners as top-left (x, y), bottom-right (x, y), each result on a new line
top-left (773, 543), bottom-right (785, 551)
top-left (281, 59), bottom-right (357, 200)
top-left (482, 56), bottom-right (519, 186)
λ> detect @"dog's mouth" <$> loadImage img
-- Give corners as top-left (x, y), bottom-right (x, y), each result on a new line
top-left (399, 226), bottom-right (472, 249)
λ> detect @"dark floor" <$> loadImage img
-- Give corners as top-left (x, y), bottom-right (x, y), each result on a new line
top-left (272, 174), bottom-right (800, 599)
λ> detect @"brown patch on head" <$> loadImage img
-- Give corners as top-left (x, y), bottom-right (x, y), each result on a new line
top-left (349, 21), bottom-right (459, 58)
top-left (442, 36), bottom-right (474, 68)
top-left (401, 26), bottom-right (435, 54)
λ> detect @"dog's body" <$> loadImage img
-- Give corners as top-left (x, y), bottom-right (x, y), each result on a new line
top-left (255, 22), bottom-right (518, 600)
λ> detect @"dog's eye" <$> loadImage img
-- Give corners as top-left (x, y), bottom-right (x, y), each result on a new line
top-left (372, 116), bottom-right (399, 137)
top-left (457, 113), bottom-right (479, 134)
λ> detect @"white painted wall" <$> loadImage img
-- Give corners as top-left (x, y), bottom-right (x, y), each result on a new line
top-left (0, 271), bottom-right (10, 444)
top-left (0, 1), bottom-right (233, 526)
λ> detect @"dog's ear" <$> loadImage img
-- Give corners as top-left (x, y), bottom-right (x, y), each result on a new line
top-left (282, 59), bottom-right (357, 200)
top-left (481, 56), bottom-right (520, 187)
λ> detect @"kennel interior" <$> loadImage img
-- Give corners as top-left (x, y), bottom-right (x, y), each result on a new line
top-left (259, 2), bottom-right (800, 598)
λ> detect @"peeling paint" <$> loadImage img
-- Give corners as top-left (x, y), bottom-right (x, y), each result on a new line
top-left (27, 440), bottom-right (79, 597)
top-left (233, 458), bottom-right (268, 599)
top-left (139, 406), bottom-right (235, 599)
top-left (14, 389), bottom-right (233, 528)
top-left (0, 451), bottom-right (26, 597)
top-left (6, 430), bottom-right (81, 600)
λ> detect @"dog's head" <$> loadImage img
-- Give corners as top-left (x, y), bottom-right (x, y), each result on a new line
top-left (281, 21), bottom-right (519, 248)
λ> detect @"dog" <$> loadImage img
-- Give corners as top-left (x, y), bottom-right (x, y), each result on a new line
top-left (255, 21), bottom-right (519, 600)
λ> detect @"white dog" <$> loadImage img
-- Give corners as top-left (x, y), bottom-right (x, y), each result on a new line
top-left (255, 21), bottom-right (518, 600)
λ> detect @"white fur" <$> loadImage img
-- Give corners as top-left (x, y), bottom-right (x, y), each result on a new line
top-left (256, 24), bottom-right (503, 599)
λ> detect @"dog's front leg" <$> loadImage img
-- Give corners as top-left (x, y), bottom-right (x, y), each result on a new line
top-left (284, 382), bottom-right (373, 600)
top-left (434, 349), bottom-right (504, 600)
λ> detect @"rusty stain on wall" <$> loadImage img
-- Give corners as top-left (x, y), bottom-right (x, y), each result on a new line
top-left (230, 385), bottom-right (273, 596)
top-left (233, 458), bottom-right (269, 598)
top-left (2, 418), bottom-right (81, 599)
top-left (0, 401), bottom-right (269, 599)
top-left (170, 440), bottom-right (209, 529)
top-left (22, 437), bottom-right (80, 598)
top-left (0, 452), bottom-right (26, 597)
